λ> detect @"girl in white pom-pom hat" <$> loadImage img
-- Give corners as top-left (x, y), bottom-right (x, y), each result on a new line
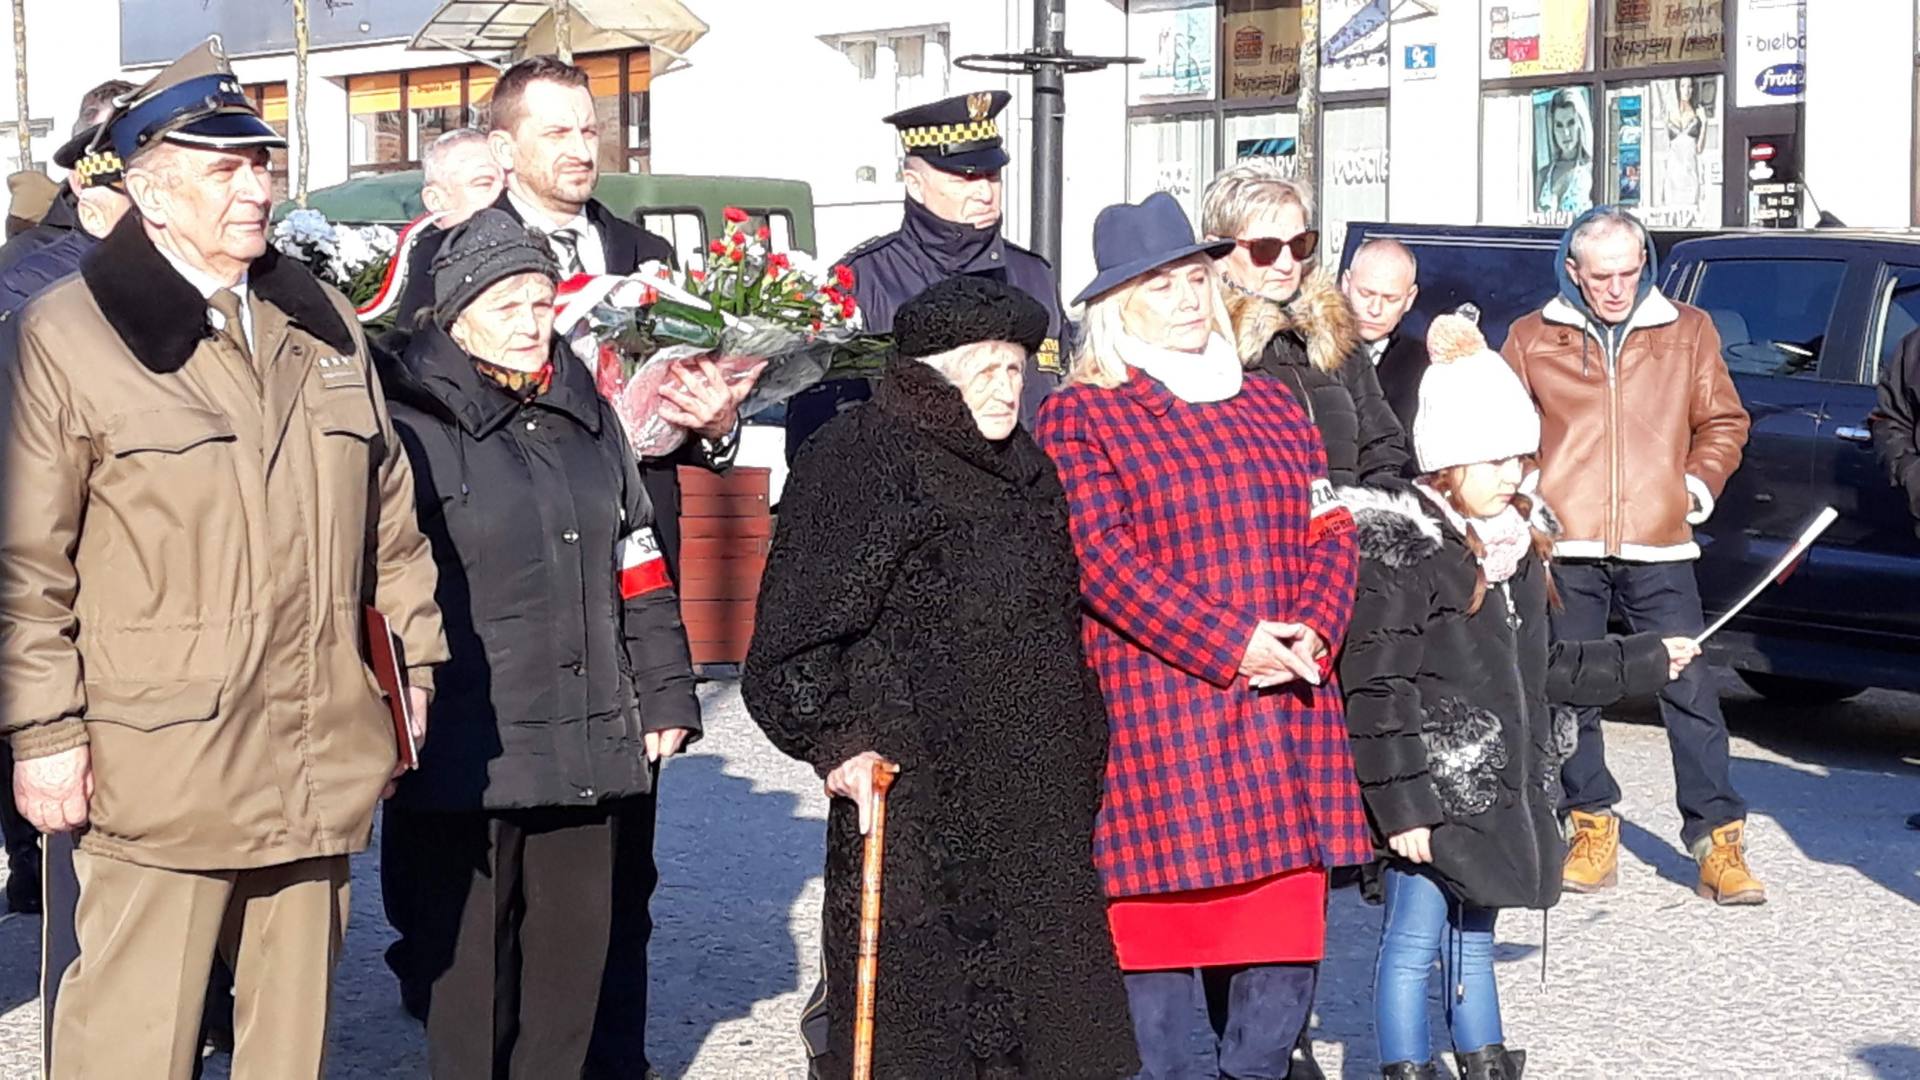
top-left (1333, 312), bottom-right (1700, 1080)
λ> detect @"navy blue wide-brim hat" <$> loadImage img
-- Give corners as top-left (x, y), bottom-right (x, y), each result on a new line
top-left (1073, 191), bottom-right (1236, 307)
top-left (885, 91), bottom-right (1012, 176)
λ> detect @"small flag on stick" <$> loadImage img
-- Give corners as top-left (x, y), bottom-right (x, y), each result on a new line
top-left (1695, 506), bottom-right (1838, 647)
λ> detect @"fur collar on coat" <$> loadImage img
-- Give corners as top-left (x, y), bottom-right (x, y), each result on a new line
top-left (1342, 484), bottom-right (1563, 569)
top-left (79, 213), bottom-right (354, 374)
top-left (1223, 266), bottom-right (1361, 375)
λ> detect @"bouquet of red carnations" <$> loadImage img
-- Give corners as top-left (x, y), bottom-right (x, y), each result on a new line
top-left (557, 207), bottom-right (890, 459)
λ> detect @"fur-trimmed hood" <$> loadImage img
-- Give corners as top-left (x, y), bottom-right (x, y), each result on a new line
top-left (78, 213), bottom-right (356, 374)
top-left (1223, 266), bottom-right (1361, 374)
top-left (1341, 483), bottom-right (1562, 569)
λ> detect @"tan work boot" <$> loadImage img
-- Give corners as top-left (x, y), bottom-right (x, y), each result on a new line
top-left (1562, 809), bottom-right (1619, 892)
top-left (1693, 821), bottom-right (1768, 905)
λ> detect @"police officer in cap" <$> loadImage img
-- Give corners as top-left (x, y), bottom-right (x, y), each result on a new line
top-left (784, 90), bottom-right (1067, 462)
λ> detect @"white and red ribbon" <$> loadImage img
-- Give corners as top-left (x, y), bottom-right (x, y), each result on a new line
top-left (618, 527), bottom-right (671, 600)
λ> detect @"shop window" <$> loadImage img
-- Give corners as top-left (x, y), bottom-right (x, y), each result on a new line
top-left (246, 83), bottom-right (291, 202)
top-left (1602, 0), bottom-right (1724, 69)
top-left (581, 54), bottom-right (625, 175)
top-left (347, 51), bottom-right (653, 178)
top-left (1322, 0), bottom-right (1391, 93)
top-left (348, 72), bottom-right (405, 174)
top-left (1128, 113), bottom-right (1216, 228)
top-left (408, 66), bottom-right (463, 160)
top-left (1482, 0), bottom-right (1594, 80)
top-left (1224, 110), bottom-right (1300, 173)
top-left (627, 53), bottom-right (652, 174)
top-left (1131, 0), bottom-right (1219, 103)
top-left (1606, 76), bottom-right (1724, 229)
top-left (1482, 84), bottom-right (1595, 226)
top-left (1220, 0), bottom-right (1298, 99)
top-left (1688, 258), bottom-right (1843, 379)
top-left (468, 67), bottom-right (498, 128)
top-left (1322, 103), bottom-right (1388, 264)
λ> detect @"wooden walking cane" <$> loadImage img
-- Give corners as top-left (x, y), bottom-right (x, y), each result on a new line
top-left (851, 762), bottom-right (901, 1080)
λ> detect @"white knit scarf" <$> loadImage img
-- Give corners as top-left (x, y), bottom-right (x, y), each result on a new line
top-left (1114, 331), bottom-right (1244, 404)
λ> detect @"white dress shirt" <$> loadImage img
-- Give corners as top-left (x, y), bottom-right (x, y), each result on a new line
top-left (160, 248), bottom-right (255, 355)
top-left (508, 189), bottom-right (606, 276)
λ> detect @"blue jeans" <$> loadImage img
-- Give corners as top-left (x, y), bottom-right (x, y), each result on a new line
top-left (1374, 867), bottom-right (1503, 1065)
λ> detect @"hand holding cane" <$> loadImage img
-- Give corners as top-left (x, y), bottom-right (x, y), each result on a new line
top-left (852, 761), bottom-right (900, 1080)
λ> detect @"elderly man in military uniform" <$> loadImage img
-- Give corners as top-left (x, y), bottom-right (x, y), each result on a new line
top-left (784, 90), bottom-right (1067, 461)
top-left (0, 39), bottom-right (446, 1079)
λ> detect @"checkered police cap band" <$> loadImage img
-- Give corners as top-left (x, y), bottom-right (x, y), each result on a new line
top-left (898, 118), bottom-right (1001, 156)
top-left (72, 150), bottom-right (126, 188)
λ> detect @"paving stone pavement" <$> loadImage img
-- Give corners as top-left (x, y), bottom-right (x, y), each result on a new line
top-left (1, 674), bottom-right (1916, 1079)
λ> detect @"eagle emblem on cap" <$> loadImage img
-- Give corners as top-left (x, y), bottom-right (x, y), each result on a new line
top-left (967, 93), bottom-right (992, 122)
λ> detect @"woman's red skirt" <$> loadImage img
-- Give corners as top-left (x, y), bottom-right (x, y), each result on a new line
top-left (1106, 866), bottom-right (1328, 971)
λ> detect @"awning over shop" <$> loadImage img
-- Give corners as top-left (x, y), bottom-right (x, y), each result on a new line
top-left (412, 0), bottom-right (709, 75)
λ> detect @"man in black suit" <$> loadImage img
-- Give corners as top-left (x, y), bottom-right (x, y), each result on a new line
top-left (388, 57), bottom-right (748, 1078)
top-left (1341, 238), bottom-right (1424, 434)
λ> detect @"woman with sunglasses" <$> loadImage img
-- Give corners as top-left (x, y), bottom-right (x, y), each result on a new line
top-left (1203, 161), bottom-right (1409, 490)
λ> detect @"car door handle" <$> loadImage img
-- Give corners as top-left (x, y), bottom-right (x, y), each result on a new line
top-left (1834, 426), bottom-right (1873, 443)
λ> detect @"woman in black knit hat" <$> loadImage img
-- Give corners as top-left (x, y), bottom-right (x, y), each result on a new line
top-left (745, 275), bottom-right (1139, 1079)
top-left (376, 208), bottom-right (701, 1077)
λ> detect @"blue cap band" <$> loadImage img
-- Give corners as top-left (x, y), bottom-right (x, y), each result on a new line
top-left (111, 73), bottom-right (254, 162)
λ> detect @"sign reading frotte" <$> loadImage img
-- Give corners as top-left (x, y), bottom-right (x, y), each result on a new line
top-left (1736, 0), bottom-right (1805, 108)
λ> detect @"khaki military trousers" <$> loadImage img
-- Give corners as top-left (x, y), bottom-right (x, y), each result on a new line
top-left (51, 850), bottom-right (350, 1079)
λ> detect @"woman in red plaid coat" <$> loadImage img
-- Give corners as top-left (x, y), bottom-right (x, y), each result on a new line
top-left (1035, 193), bottom-right (1373, 1080)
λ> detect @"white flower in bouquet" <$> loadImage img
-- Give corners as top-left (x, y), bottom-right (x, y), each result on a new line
top-left (272, 208), bottom-right (338, 263)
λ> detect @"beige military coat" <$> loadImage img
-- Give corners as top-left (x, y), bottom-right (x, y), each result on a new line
top-left (0, 216), bottom-right (447, 871)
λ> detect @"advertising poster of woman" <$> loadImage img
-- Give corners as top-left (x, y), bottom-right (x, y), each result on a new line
top-left (1534, 86), bottom-right (1594, 216)
top-left (1661, 76), bottom-right (1709, 211)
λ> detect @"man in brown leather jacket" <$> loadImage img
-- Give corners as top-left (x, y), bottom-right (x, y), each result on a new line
top-left (1501, 206), bottom-right (1761, 906)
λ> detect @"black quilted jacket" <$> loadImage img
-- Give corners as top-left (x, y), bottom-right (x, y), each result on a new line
top-left (1338, 486), bottom-right (1670, 910)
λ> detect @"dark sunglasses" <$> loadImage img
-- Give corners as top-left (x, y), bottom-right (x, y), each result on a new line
top-left (1236, 230), bottom-right (1319, 266)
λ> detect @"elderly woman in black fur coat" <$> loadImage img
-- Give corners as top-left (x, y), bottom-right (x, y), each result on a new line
top-left (743, 276), bottom-right (1137, 1080)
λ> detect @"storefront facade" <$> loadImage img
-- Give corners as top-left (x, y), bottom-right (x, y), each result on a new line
top-left (1118, 0), bottom-right (1852, 247)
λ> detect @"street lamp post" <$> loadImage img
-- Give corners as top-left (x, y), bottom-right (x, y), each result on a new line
top-left (958, 6), bottom-right (1137, 271)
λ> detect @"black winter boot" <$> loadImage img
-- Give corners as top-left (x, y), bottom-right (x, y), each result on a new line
top-left (1381, 1062), bottom-right (1443, 1079)
top-left (1289, 1027), bottom-right (1326, 1080)
top-left (1454, 1043), bottom-right (1525, 1080)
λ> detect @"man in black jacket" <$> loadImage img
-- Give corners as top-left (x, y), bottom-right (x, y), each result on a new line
top-left (0, 78), bottom-right (134, 276)
top-left (384, 58), bottom-right (747, 1076)
top-left (1342, 238), bottom-right (1425, 434)
top-left (1868, 328), bottom-right (1920, 831)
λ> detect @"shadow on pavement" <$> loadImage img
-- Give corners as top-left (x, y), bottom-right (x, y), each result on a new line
top-left (1616, 816), bottom-right (1699, 890)
top-left (647, 749), bottom-right (820, 1076)
top-left (0, 906), bottom-right (38, 1017)
top-left (1856, 1043), bottom-right (1920, 1078)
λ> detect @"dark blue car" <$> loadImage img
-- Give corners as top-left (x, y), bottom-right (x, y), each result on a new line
top-left (1342, 222), bottom-right (1920, 701)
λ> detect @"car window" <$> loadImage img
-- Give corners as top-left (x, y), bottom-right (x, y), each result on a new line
top-left (640, 211), bottom-right (707, 270)
top-left (1394, 237), bottom-right (1563, 349)
top-left (1871, 265), bottom-right (1920, 384)
top-left (1689, 258), bottom-right (1845, 379)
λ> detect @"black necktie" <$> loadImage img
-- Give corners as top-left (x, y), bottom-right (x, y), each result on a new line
top-left (552, 228), bottom-right (584, 275)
